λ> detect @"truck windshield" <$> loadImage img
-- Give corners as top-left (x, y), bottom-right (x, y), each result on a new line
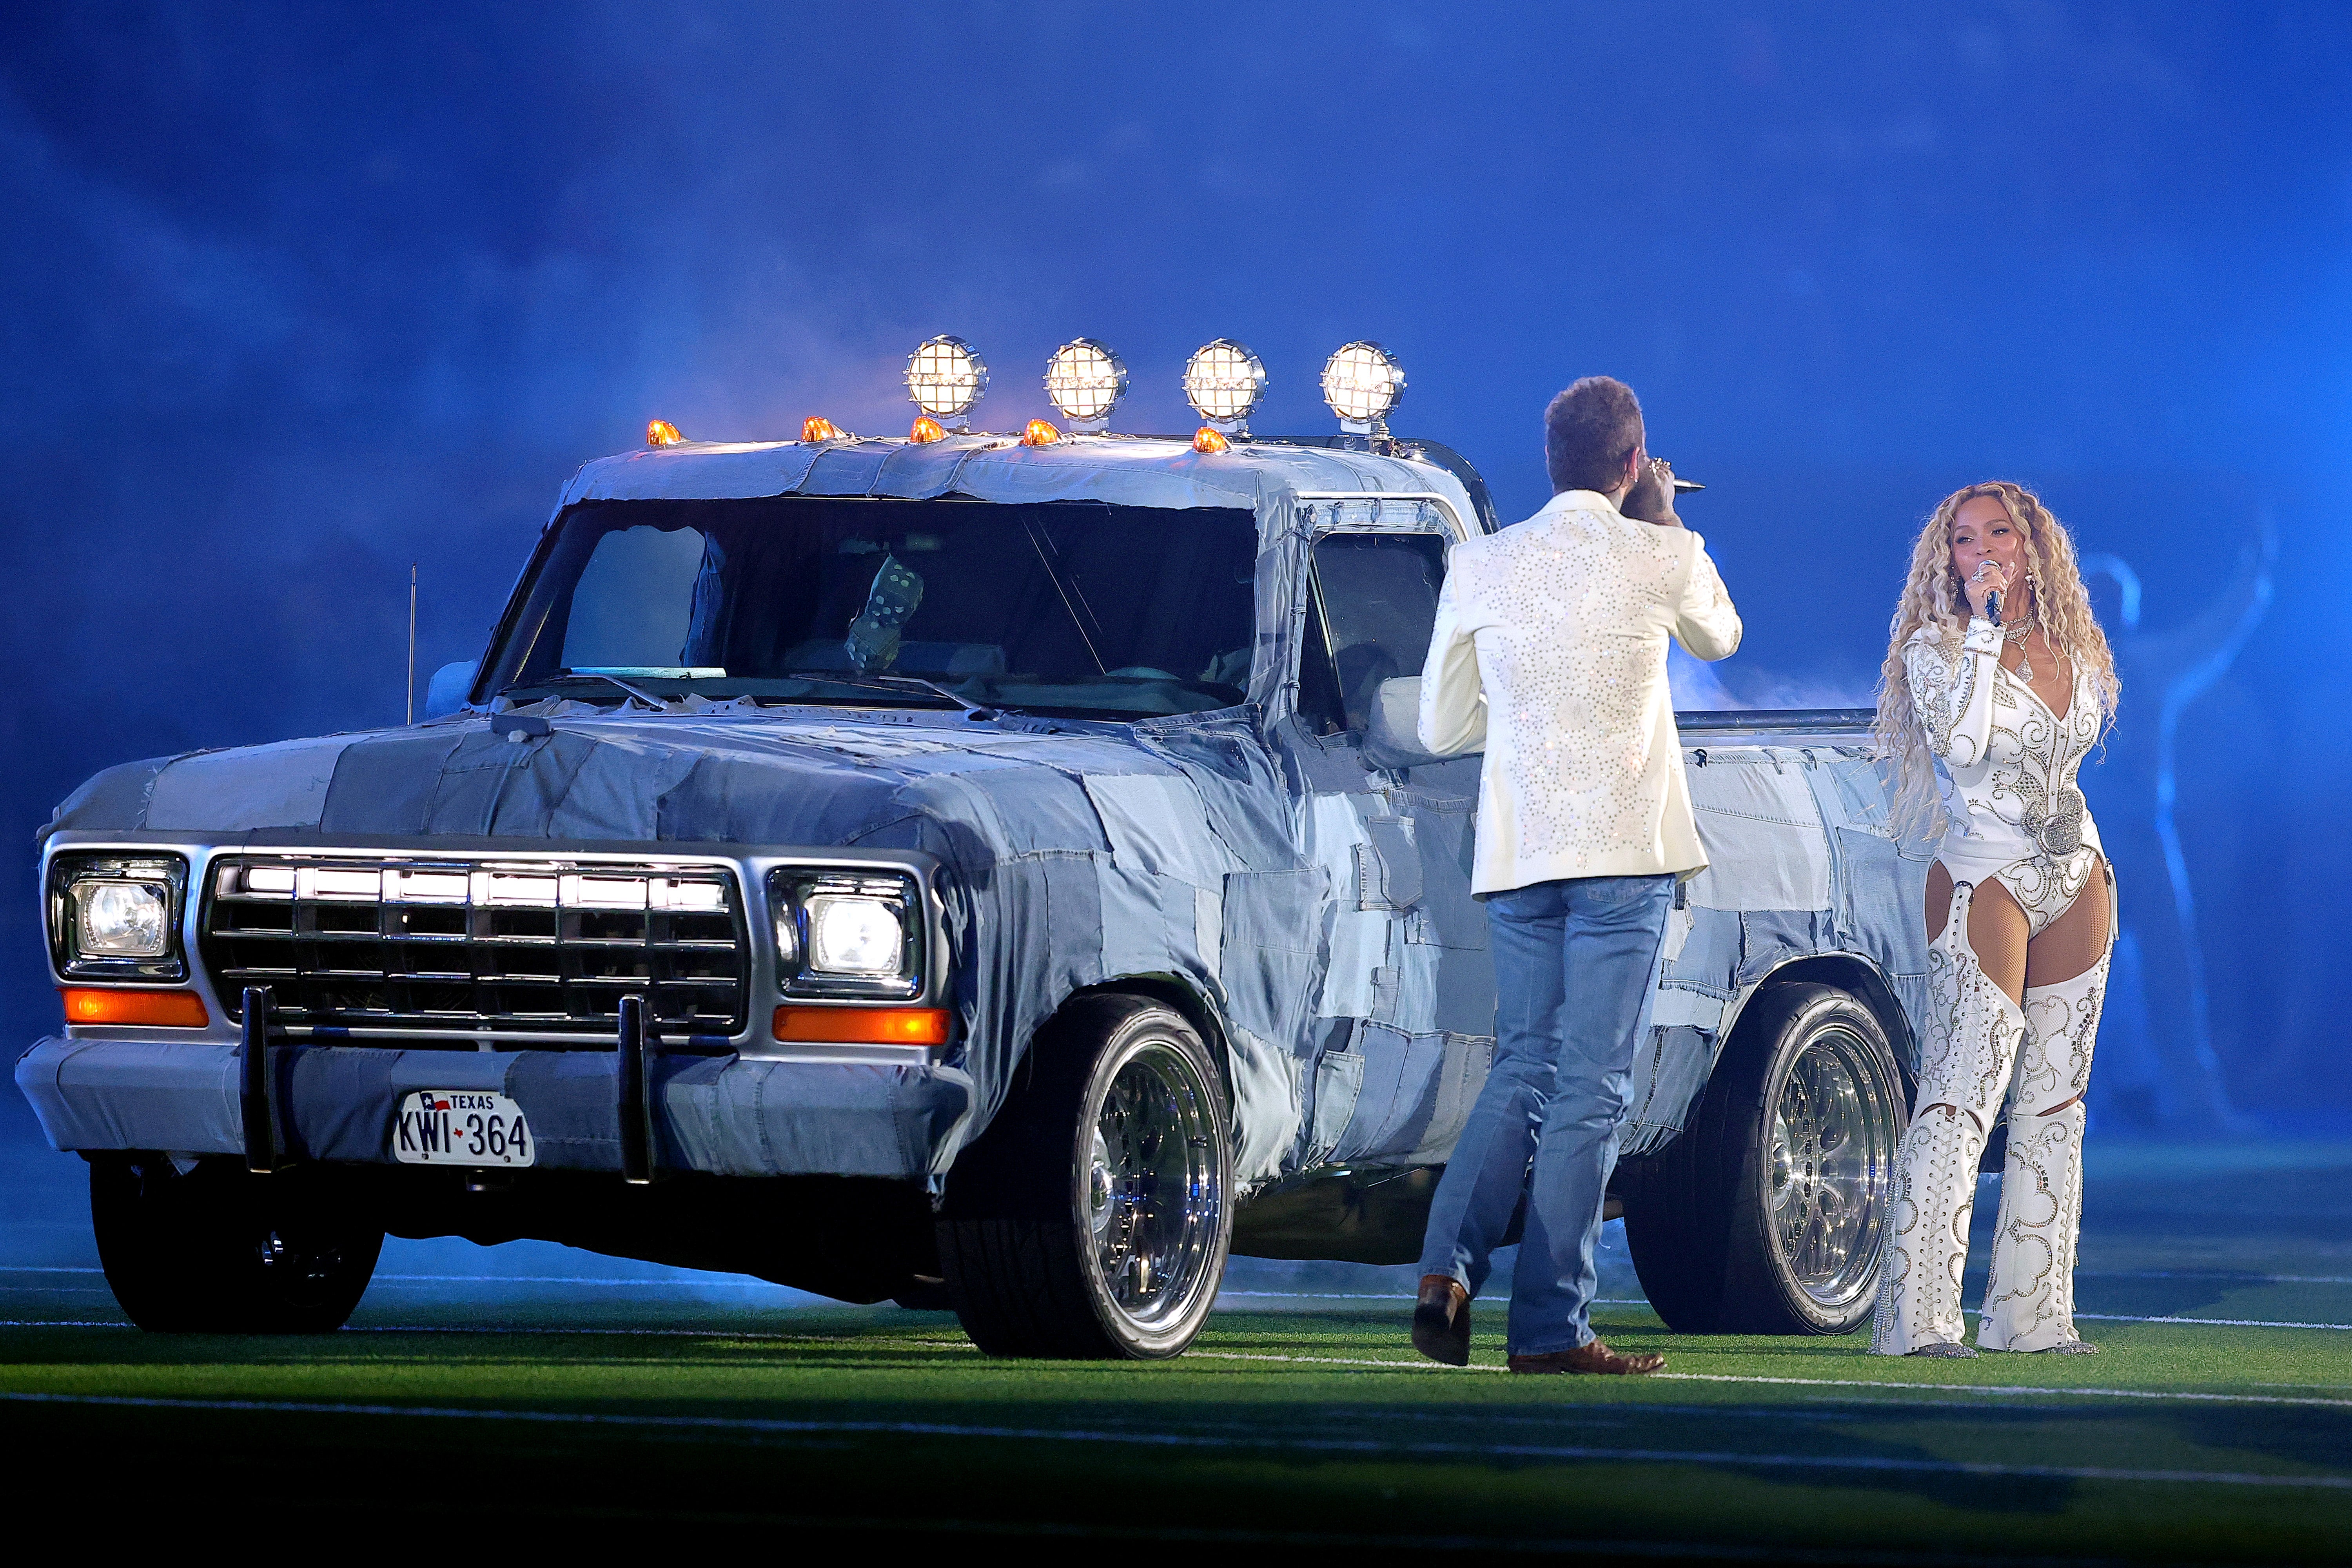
top-left (481, 497), bottom-right (1259, 720)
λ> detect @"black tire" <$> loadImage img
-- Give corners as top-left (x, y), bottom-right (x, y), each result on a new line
top-left (938, 995), bottom-right (1232, 1359)
top-left (1621, 982), bottom-right (1906, 1335)
top-left (91, 1156), bottom-right (383, 1333)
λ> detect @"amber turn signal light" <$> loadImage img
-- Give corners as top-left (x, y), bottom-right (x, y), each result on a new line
top-left (62, 988), bottom-right (209, 1028)
top-left (773, 1006), bottom-right (951, 1046)
top-left (1020, 419), bottom-right (1060, 447)
top-left (909, 415), bottom-right (947, 444)
top-left (1192, 426), bottom-right (1229, 454)
top-left (802, 416), bottom-right (844, 443)
top-left (646, 419), bottom-right (684, 447)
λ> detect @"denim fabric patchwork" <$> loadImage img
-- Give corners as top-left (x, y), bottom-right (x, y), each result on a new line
top-left (1687, 751), bottom-right (1831, 911)
top-left (1664, 905), bottom-right (1742, 995)
top-left (145, 734), bottom-right (360, 831)
top-left (1220, 868), bottom-right (1325, 1050)
top-left (1329, 1022), bottom-right (1448, 1164)
top-left (1621, 1024), bottom-right (1718, 1153)
top-left (1737, 909), bottom-right (1836, 986)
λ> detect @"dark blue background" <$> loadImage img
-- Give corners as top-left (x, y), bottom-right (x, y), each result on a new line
top-left (2, 2), bottom-right (2345, 1129)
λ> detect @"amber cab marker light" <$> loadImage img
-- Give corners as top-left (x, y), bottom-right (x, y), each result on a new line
top-left (1020, 419), bottom-right (1060, 447)
top-left (646, 419), bottom-right (684, 447)
top-left (774, 1006), bottom-right (951, 1046)
top-left (1192, 425), bottom-right (1229, 455)
top-left (909, 415), bottom-right (948, 444)
top-left (63, 988), bottom-right (209, 1028)
top-left (801, 416), bottom-right (844, 443)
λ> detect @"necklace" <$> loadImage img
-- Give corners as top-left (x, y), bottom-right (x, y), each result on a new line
top-left (1998, 615), bottom-right (2035, 683)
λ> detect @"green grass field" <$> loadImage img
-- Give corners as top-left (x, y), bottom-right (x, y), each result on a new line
top-left (3, 1138), bottom-right (2346, 1561)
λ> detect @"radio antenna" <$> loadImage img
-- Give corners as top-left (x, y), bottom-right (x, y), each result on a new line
top-left (406, 563), bottom-right (418, 725)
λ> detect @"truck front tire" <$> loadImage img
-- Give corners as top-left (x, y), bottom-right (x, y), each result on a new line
top-left (91, 1156), bottom-right (383, 1333)
top-left (939, 995), bottom-right (1232, 1359)
top-left (1621, 981), bottom-right (1906, 1335)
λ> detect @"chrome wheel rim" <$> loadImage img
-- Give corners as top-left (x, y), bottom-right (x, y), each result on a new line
top-left (1082, 1039), bottom-right (1223, 1336)
top-left (1767, 1023), bottom-right (1900, 1310)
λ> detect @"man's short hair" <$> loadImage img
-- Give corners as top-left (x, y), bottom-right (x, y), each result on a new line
top-left (1543, 377), bottom-right (1644, 494)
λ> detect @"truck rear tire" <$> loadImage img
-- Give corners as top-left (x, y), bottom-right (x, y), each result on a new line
top-left (938, 995), bottom-right (1232, 1359)
top-left (91, 1155), bottom-right (383, 1333)
top-left (1621, 981), bottom-right (1906, 1335)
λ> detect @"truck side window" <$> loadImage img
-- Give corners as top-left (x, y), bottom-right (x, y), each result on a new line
top-left (1300, 533), bottom-right (1448, 734)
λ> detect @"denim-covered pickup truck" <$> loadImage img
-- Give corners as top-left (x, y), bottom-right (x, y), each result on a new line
top-left (19, 339), bottom-right (1927, 1358)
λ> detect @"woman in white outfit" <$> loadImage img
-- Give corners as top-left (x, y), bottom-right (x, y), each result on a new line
top-left (1870, 481), bottom-right (2119, 1357)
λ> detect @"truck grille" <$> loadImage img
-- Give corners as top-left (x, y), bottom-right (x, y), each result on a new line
top-left (198, 855), bottom-right (748, 1040)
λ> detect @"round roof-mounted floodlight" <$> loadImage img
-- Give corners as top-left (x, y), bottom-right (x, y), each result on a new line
top-left (1043, 338), bottom-right (1128, 431)
top-left (1321, 341), bottom-right (1406, 436)
top-left (1182, 339), bottom-right (1266, 435)
top-left (904, 335), bottom-right (988, 430)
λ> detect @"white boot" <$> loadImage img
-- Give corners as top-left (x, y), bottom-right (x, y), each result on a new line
top-left (1872, 882), bottom-right (2026, 1356)
top-left (1980, 948), bottom-right (2109, 1352)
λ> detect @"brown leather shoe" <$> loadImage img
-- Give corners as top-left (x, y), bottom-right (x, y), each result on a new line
top-left (1508, 1338), bottom-right (1666, 1376)
top-left (1411, 1274), bottom-right (1470, 1366)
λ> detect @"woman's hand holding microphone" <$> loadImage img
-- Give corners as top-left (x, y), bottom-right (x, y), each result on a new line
top-left (1964, 559), bottom-right (2015, 622)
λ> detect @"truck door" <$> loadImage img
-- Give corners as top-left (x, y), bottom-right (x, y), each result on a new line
top-left (1294, 525), bottom-right (1494, 1171)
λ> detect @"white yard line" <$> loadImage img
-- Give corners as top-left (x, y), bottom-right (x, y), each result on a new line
top-left (2080, 1271), bottom-right (2352, 1285)
top-left (0, 1267), bottom-right (794, 1289)
top-left (1647, 1372), bottom-right (2352, 1410)
top-left (0, 1319), bottom-right (968, 1344)
top-left (2071, 1312), bottom-right (2352, 1330)
top-left (1224, 1290), bottom-right (2352, 1330)
top-left (4, 1390), bottom-right (2345, 1489)
top-left (0, 1320), bottom-right (127, 1329)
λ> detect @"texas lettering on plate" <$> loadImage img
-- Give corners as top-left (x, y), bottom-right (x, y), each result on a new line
top-left (393, 1090), bottom-right (535, 1167)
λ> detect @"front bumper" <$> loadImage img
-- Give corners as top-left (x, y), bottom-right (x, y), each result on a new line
top-left (14, 1036), bottom-right (971, 1181)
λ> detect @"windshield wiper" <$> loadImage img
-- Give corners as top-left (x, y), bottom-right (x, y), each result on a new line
top-left (868, 674), bottom-right (1002, 717)
top-left (772, 670), bottom-right (1004, 718)
top-left (505, 672), bottom-right (679, 712)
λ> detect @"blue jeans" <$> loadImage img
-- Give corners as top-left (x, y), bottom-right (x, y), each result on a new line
top-left (1416, 872), bottom-right (1675, 1355)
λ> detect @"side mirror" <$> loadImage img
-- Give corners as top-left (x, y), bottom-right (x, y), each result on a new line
top-left (424, 659), bottom-right (481, 719)
top-left (1363, 677), bottom-right (1482, 769)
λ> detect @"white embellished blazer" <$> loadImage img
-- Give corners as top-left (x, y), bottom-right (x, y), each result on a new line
top-left (1418, 488), bottom-right (1742, 895)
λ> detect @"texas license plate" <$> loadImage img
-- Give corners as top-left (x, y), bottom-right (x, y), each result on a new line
top-left (393, 1090), bottom-right (535, 1167)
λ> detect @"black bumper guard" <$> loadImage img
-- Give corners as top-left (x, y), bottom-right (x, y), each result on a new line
top-left (617, 993), bottom-right (657, 1185)
top-left (240, 985), bottom-right (281, 1174)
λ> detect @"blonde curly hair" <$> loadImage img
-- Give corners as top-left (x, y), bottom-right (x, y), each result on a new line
top-left (1873, 481), bottom-right (2120, 838)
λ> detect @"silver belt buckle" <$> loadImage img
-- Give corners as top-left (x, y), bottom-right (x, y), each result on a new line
top-left (2033, 789), bottom-right (2086, 858)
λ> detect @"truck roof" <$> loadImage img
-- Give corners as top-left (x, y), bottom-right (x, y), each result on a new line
top-left (557, 432), bottom-right (1490, 538)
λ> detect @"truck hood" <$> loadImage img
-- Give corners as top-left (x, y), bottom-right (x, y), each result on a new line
top-left (45, 705), bottom-right (1217, 854)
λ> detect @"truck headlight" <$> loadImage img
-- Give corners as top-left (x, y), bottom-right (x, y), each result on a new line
top-left (49, 854), bottom-right (189, 980)
top-left (75, 880), bottom-right (168, 957)
top-left (768, 868), bottom-right (925, 998)
top-left (808, 894), bottom-right (906, 976)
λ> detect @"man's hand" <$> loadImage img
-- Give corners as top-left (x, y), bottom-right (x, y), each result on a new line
top-left (1620, 457), bottom-right (1682, 527)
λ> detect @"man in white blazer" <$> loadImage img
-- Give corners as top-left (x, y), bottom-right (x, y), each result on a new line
top-left (1410, 376), bottom-right (1742, 1374)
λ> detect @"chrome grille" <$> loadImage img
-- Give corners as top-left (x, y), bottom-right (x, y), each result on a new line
top-left (199, 855), bottom-right (747, 1040)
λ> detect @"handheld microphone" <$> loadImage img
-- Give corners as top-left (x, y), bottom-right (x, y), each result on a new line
top-left (1985, 588), bottom-right (1999, 624)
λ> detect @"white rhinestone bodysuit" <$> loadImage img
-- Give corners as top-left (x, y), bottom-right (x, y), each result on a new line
top-left (1902, 618), bottom-right (2105, 931)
